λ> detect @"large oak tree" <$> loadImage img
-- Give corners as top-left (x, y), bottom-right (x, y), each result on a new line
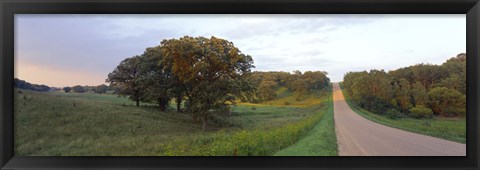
top-left (160, 36), bottom-right (255, 131)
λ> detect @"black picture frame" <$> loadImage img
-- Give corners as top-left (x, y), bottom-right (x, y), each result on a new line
top-left (1, 0), bottom-right (479, 169)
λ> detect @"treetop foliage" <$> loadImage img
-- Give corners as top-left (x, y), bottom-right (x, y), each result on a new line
top-left (106, 36), bottom-right (260, 131)
top-left (14, 78), bottom-right (52, 92)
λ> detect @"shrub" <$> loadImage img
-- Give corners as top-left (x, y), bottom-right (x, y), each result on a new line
top-left (72, 85), bottom-right (86, 93)
top-left (360, 96), bottom-right (390, 114)
top-left (385, 109), bottom-right (406, 120)
top-left (428, 87), bottom-right (466, 117)
top-left (409, 105), bottom-right (433, 119)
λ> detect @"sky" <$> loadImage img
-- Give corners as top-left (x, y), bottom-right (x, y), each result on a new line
top-left (15, 14), bottom-right (466, 87)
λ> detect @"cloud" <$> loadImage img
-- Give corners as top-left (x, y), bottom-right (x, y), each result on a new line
top-left (16, 15), bottom-right (181, 75)
top-left (15, 14), bottom-right (465, 85)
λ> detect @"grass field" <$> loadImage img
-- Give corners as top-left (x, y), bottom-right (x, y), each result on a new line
top-left (15, 85), bottom-right (336, 156)
top-left (338, 83), bottom-right (466, 143)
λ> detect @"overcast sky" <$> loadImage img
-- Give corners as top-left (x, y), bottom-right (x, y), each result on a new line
top-left (15, 14), bottom-right (466, 87)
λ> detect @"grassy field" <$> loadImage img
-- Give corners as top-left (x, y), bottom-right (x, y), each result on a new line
top-left (15, 86), bottom-right (336, 156)
top-left (338, 83), bottom-right (466, 143)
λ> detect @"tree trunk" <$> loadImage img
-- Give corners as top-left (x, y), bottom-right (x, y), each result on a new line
top-left (176, 96), bottom-right (182, 113)
top-left (158, 97), bottom-right (167, 112)
top-left (159, 103), bottom-right (166, 112)
top-left (136, 100), bottom-right (140, 107)
top-left (202, 114), bottom-right (208, 132)
top-left (193, 113), bottom-right (198, 122)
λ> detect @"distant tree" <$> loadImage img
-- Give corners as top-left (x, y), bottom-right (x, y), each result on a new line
top-left (411, 82), bottom-right (429, 107)
top-left (93, 84), bottom-right (109, 94)
top-left (343, 53), bottom-right (466, 118)
top-left (435, 54), bottom-right (465, 94)
top-left (393, 78), bottom-right (413, 111)
top-left (285, 70), bottom-right (302, 91)
top-left (291, 79), bottom-right (308, 101)
top-left (411, 64), bottom-right (446, 89)
top-left (63, 87), bottom-right (72, 93)
top-left (15, 78), bottom-right (32, 89)
top-left (273, 71), bottom-right (291, 87)
top-left (72, 85), bottom-right (86, 93)
top-left (428, 87), bottom-right (466, 117)
top-left (258, 80), bottom-right (277, 101)
top-left (31, 84), bottom-right (50, 92)
top-left (83, 86), bottom-right (95, 92)
top-left (14, 78), bottom-right (51, 92)
top-left (368, 70), bottom-right (392, 103)
top-left (437, 74), bottom-right (465, 94)
top-left (302, 71), bottom-right (329, 90)
top-left (106, 56), bottom-right (144, 107)
top-left (344, 70), bottom-right (392, 113)
top-left (343, 71), bottom-right (369, 103)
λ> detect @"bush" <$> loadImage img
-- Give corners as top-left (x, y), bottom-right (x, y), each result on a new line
top-left (428, 87), bottom-right (466, 117)
top-left (409, 105), bottom-right (433, 119)
top-left (72, 85), bottom-right (86, 93)
top-left (360, 96), bottom-right (390, 114)
top-left (385, 109), bottom-right (406, 120)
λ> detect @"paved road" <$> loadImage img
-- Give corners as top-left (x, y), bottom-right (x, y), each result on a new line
top-left (332, 83), bottom-right (466, 156)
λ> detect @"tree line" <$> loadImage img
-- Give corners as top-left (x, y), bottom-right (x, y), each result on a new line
top-left (106, 36), bottom-right (256, 131)
top-left (343, 53), bottom-right (466, 118)
top-left (15, 78), bottom-right (53, 92)
top-left (248, 71), bottom-right (330, 102)
top-left (62, 84), bottom-right (110, 94)
top-left (14, 78), bottom-right (110, 94)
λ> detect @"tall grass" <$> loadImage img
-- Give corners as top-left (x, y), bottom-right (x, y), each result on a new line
top-left (15, 87), bottom-right (333, 156)
top-left (274, 93), bottom-right (337, 156)
top-left (153, 103), bottom-right (329, 156)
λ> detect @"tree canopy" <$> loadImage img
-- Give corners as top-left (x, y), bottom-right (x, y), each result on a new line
top-left (14, 78), bottom-right (52, 92)
top-left (247, 71), bottom-right (330, 102)
top-left (107, 36), bottom-right (257, 131)
top-left (343, 53), bottom-right (466, 118)
top-left (106, 56), bottom-right (144, 106)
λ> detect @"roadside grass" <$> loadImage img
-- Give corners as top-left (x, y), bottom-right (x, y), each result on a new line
top-left (274, 91), bottom-right (337, 156)
top-left (163, 103), bottom-right (331, 156)
top-left (15, 87), bottom-right (333, 156)
top-left (338, 83), bottom-right (466, 144)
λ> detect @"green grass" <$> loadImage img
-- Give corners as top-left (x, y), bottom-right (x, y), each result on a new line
top-left (273, 92), bottom-right (337, 156)
top-left (338, 83), bottom-right (466, 144)
top-left (15, 87), bottom-right (335, 156)
top-left (50, 91), bottom-right (155, 106)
